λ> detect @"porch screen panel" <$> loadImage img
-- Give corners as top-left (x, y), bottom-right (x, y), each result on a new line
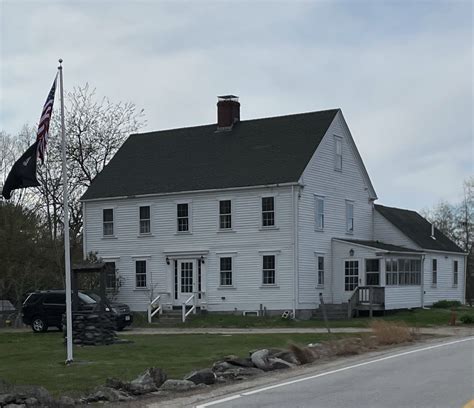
top-left (365, 259), bottom-right (380, 286)
top-left (344, 260), bottom-right (358, 291)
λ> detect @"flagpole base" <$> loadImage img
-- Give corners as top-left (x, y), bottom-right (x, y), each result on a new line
top-left (65, 359), bottom-right (73, 366)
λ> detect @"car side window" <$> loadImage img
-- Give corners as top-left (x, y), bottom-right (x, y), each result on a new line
top-left (43, 294), bottom-right (65, 304)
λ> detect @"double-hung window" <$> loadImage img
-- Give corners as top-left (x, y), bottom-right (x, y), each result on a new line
top-left (334, 136), bottom-right (342, 171)
top-left (262, 255), bottom-right (276, 285)
top-left (103, 209), bottom-right (114, 236)
top-left (135, 260), bottom-right (147, 288)
top-left (139, 206), bottom-right (151, 234)
top-left (385, 258), bottom-right (398, 285)
top-left (317, 256), bottom-right (325, 286)
top-left (177, 203), bottom-right (190, 232)
top-left (453, 260), bottom-right (458, 286)
top-left (220, 257), bottom-right (233, 286)
top-left (219, 200), bottom-right (232, 230)
top-left (105, 262), bottom-right (117, 289)
top-left (346, 201), bottom-right (354, 233)
top-left (262, 197), bottom-right (275, 227)
top-left (315, 196), bottom-right (324, 230)
top-left (432, 259), bottom-right (437, 285)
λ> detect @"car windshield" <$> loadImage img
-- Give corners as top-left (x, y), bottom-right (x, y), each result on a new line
top-left (23, 293), bottom-right (41, 305)
top-left (78, 292), bottom-right (97, 304)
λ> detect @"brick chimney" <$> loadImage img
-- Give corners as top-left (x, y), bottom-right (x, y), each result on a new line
top-left (217, 95), bottom-right (240, 130)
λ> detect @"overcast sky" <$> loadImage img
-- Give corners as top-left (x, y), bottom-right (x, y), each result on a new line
top-left (1, 0), bottom-right (472, 211)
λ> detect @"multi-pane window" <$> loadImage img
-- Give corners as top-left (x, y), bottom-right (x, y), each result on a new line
top-left (315, 196), bottom-right (324, 230)
top-left (453, 260), bottom-right (458, 286)
top-left (344, 260), bottom-right (359, 291)
top-left (385, 258), bottom-right (421, 286)
top-left (432, 259), bottom-right (437, 285)
top-left (346, 201), bottom-right (354, 233)
top-left (262, 197), bottom-right (275, 227)
top-left (262, 255), bottom-right (276, 285)
top-left (365, 259), bottom-right (380, 286)
top-left (139, 206), bottom-right (151, 234)
top-left (105, 262), bottom-right (116, 289)
top-left (135, 260), bottom-right (147, 288)
top-left (180, 262), bottom-right (193, 293)
top-left (219, 200), bottom-right (232, 230)
top-left (177, 203), bottom-right (189, 232)
top-left (317, 256), bottom-right (324, 286)
top-left (385, 258), bottom-right (398, 285)
top-left (334, 136), bottom-right (342, 170)
top-left (103, 209), bottom-right (114, 236)
top-left (220, 257), bottom-right (233, 286)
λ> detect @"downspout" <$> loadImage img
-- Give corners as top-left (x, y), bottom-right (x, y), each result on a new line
top-left (291, 185), bottom-right (299, 318)
top-left (82, 201), bottom-right (87, 260)
top-left (463, 254), bottom-right (468, 305)
top-left (420, 254), bottom-right (425, 308)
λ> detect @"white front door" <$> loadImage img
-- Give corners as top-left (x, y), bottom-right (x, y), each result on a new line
top-left (177, 260), bottom-right (196, 303)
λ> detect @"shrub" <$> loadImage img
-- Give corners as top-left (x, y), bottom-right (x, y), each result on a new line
top-left (460, 314), bottom-right (474, 324)
top-left (370, 321), bottom-right (413, 345)
top-left (431, 300), bottom-right (462, 309)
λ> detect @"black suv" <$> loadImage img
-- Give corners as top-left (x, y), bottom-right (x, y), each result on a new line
top-left (22, 290), bottom-right (98, 332)
top-left (87, 293), bottom-right (133, 331)
top-left (22, 290), bottom-right (133, 332)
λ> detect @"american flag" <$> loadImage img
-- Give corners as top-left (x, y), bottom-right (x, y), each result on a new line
top-left (36, 75), bottom-right (58, 164)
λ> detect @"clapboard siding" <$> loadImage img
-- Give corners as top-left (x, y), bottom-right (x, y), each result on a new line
top-left (423, 254), bottom-right (465, 306)
top-left (385, 287), bottom-right (421, 309)
top-left (374, 211), bottom-right (419, 249)
top-left (297, 111), bottom-right (374, 307)
top-left (84, 186), bottom-right (295, 312)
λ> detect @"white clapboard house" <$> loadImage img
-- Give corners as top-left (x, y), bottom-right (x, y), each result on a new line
top-left (81, 96), bottom-right (466, 319)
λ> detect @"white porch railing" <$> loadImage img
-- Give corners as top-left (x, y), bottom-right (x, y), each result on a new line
top-left (147, 294), bottom-right (163, 323)
top-left (182, 294), bottom-right (197, 323)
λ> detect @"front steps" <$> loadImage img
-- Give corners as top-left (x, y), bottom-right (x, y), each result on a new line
top-left (150, 307), bottom-right (201, 326)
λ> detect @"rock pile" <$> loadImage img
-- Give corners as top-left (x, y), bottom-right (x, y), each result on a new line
top-left (65, 313), bottom-right (117, 346)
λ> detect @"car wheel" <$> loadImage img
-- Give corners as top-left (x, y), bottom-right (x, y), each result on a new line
top-left (32, 317), bottom-right (48, 333)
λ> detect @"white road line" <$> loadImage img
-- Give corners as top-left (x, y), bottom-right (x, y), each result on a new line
top-left (195, 337), bottom-right (474, 407)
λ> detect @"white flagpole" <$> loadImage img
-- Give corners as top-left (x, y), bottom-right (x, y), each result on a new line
top-left (59, 58), bottom-right (73, 363)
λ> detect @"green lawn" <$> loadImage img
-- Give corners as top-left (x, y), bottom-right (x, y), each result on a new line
top-left (0, 332), bottom-right (346, 397)
top-left (135, 306), bottom-right (474, 329)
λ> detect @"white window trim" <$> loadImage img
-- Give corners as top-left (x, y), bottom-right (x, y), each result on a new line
top-left (334, 135), bottom-right (343, 171)
top-left (260, 251), bottom-right (279, 287)
top-left (314, 195), bottom-right (325, 231)
top-left (132, 256), bottom-right (151, 290)
top-left (315, 253), bottom-right (325, 288)
top-left (432, 258), bottom-right (438, 287)
top-left (218, 253), bottom-right (236, 288)
top-left (217, 198), bottom-right (233, 231)
top-left (343, 258), bottom-right (360, 292)
top-left (453, 260), bottom-right (459, 287)
top-left (175, 200), bottom-right (192, 234)
top-left (102, 207), bottom-right (116, 238)
top-left (138, 203), bottom-right (153, 236)
top-left (260, 194), bottom-right (277, 229)
top-left (345, 200), bottom-right (354, 234)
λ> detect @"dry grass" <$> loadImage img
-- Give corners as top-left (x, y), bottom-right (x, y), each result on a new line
top-left (370, 320), bottom-right (414, 345)
top-left (288, 343), bottom-right (318, 364)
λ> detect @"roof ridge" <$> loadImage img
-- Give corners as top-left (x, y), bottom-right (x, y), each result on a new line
top-left (130, 108), bottom-right (340, 137)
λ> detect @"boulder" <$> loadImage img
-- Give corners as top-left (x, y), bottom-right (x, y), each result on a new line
top-left (23, 397), bottom-right (39, 406)
top-left (128, 371), bottom-right (158, 395)
top-left (147, 367), bottom-right (168, 388)
top-left (184, 368), bottom-right (216, 385)
top-left (5, 404), bottom-right (26, 408)
top-left (84, 386), bottom-right (132, 403)
top-left (217, 366), bottom-right (264, 380)
top-left (56, 395), bottom-right (76, 407)
top-left (267, 357), bottom-right (294, 370)
top-left (250, 349), bottom-right (271, 371)
top-left (12, 385), bottom-right (52, 406)
top-left (160, 379), bottom-right (196, 392)
top-left (273, 350), bottom-right (299, 365)
top-left (0, 394), bottom-right (16, 405)
top-left (223, 357), bottom-right (255, 368)
top-left (105, 377), bottom-right (125, 390)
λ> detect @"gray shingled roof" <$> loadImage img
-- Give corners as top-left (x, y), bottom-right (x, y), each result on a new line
top-left (81, 109), bottom-right (339, 200)
top-left (375, 204), bottom-right (464, 253)
top-left (334, 239), bottom-right (423, 253)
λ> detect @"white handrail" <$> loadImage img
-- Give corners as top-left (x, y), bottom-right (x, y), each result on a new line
top-left (182, 294), bottom-right (196, 323)
top-left (147, 294), bottom-right (162, 323)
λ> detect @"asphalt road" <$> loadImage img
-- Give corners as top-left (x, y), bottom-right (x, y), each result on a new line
top-left (196, 337), bottom-right (474, 408)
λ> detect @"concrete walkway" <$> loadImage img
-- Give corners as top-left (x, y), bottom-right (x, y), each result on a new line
top-left (119, 326), bottom-right (474, 337)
